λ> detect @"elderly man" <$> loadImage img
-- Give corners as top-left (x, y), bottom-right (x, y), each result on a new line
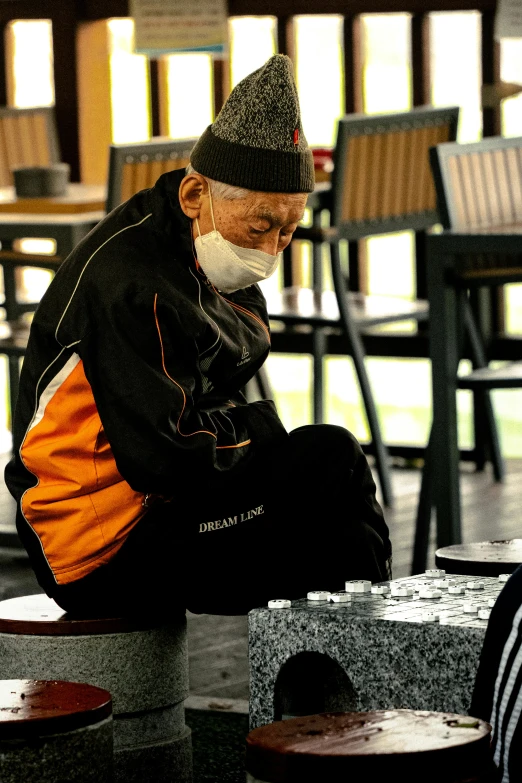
top-left (5, 55), bottom-right (391, 617)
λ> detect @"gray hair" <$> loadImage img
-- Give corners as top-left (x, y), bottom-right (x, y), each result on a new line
top-left (185, 163), bottom-right (250, 201)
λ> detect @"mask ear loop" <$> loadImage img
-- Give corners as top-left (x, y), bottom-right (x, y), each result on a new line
top-left (193, 181), bottom-right (218, 280)
top-left (195, 182), bottom-right (217, 238)
top-left (207, 185), bottom-right (217, 231)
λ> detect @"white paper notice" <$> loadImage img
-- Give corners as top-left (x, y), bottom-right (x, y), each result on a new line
top-left (130, 0), bottom-right (228, 55)
top-left (495, 0), bottom-right (522, 40)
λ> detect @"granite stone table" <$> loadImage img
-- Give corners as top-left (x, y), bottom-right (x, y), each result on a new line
top-left (248, 572), bottom-right (505, 730)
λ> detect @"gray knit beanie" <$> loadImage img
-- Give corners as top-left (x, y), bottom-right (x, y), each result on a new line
top-left (190, 54), bottom-right (315, 193)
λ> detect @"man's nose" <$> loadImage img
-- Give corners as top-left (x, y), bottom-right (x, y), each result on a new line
top-left (259, 234), bottom-right (280, 256)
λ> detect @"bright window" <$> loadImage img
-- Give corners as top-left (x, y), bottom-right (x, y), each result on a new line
top-left (500, 37), bottom-right (522, 138)
top-left (429, 12), bottom-right (482, 143)
top-left (294, 15), bottom-right (343, 147)
top-left (8, 20), bottom-right (54, 108)
top-left (362, 13), bottom-right (412, 115)
top-left (228, 17), bottom-right (276, 88)
top-left (108, 18), bottom-right (150, 143)
top-left (164, 54), bottom-right (213, 139)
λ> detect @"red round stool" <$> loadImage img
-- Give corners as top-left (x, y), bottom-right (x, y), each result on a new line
top-left (245, 710), bottom-right (495, 782)
top-left (0, 678), bottom-right (113, 782)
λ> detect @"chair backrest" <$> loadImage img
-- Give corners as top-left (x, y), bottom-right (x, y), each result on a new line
top-left (331, 105), bottom-right (460, 239)
top-left (106, 136), bottom-right (198, 213)
top-left (0, 105), bottom-right (60, 187)
top-left (429, 135), bottom-right (522, 230)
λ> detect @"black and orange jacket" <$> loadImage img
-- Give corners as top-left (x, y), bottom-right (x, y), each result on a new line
top-left (5, 169), bottom-right (288, 592)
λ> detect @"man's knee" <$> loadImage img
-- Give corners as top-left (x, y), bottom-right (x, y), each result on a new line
top-left (290, 424), bottom-right (364, 466)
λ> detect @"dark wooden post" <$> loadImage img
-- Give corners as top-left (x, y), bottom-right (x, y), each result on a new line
top-left (149, 59), bottom-right (161, 138)
top-left (468, 9), bottom-right (502, 469)
top-left (480, 9), bottom-right (503, 337)
top-left (50, 1), bottom-right (81, 181)
top-left (277, 15), bottom-right (296, 288)
top-left (277, 15), bottom-right (294, 59)
top-left (411, 13), bottom-right (431, 302)
top-left (481, 8), bottom-right (501, 139)
top-left (343, 15), bottom-right (364, 292)
top-left (411, 12), bottom-right (431, 108)
top-left (213, 57), bottom-right (227, 117)
top-left (0, 21), bottom-right (9, 106)
top-left (342, 14), bottom-right (363, 115)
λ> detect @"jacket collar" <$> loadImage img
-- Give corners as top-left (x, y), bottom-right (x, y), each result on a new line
top-left (150, 168), bottom-right (195, 258)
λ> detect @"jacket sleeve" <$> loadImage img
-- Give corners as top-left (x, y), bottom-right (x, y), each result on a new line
top-left (78, 284), bottom-right (288, 495)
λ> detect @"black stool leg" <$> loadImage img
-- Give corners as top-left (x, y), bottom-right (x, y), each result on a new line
top-left (255, 364), bottom-right (275, 400)
top-left (462, 296), bottom-right (504, 482)
top-left (2, 260), bottom-right (19, 321)
top-left (330, 242), bottom-right (393, 509)
top-left (311, 209), bottom-right (326, 425)
top-left (411, 425), bottom-right (434, 574)
top-left (246, 365), bottom-right (275, 403)
top-left (312, 329), bottom-right (326, 424)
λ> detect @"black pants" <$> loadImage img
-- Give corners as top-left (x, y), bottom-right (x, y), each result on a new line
top-left (51, 425), bottom-right (392, 618)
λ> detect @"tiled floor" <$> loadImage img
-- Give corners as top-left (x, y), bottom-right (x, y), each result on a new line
top-left (1, 455), bottom-right (521, 702)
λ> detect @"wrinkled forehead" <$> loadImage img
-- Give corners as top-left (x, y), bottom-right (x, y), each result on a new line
top-left (240, 190), bottom-right (308, 224)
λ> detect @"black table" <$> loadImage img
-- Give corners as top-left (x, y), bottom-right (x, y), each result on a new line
top-left (427, 225), bottom-right (522, 549)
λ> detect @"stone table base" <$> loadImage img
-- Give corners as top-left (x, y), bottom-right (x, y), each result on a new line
top-left (248, 572), bottom-right (503, 729)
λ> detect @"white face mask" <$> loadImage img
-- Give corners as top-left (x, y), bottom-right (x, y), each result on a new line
top-left (194, 188), bottom-right (282, 294)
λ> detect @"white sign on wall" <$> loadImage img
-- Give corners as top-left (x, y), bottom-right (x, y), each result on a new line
top-left (495, 0), bottom-right (522, 40)
top-left (129, 0), bottom-right (228, 56)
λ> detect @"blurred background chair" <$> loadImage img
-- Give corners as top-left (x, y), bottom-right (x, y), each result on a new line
top-left (263, 105), bottom-right (460, 507)
top-left (105, 136), bottom-right (196, 212)
top-left (0, 105), bottom-right (60, 186)
top-left (413, 133), bottom-right (522, 573)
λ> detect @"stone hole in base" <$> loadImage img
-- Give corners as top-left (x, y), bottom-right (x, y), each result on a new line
top-left (273, 651), bottom-right (357, 721)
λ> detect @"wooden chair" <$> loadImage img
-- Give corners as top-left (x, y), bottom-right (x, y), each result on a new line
top-left (412, 134), bottom-right (522, 573)
top-left (429, 135), bottom-right (522, 405)
top-left (0, 105), bottom-right (60, 186)
top-left (106, 136), bottom-right (197, 212)
top-left (265, 105), bottom-right (460, 508)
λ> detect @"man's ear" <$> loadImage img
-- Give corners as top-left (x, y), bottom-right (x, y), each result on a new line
top-left (179, 174), bottom-right (208, 219)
